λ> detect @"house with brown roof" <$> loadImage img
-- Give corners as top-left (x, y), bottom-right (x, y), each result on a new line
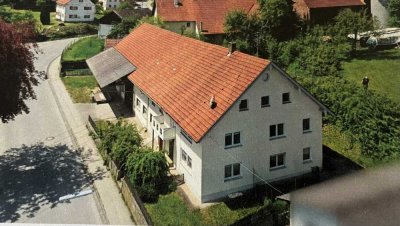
top-left (154, 0), bottom-right (258, 39)
top-left (294, 0), bottom-right (368, 24)
top-left (56, 0), bottom-right (95, 22)
top-left (87, 23), bottom-right (331, 203)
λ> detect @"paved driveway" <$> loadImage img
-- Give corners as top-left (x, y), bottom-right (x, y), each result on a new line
top-left (0, 38), bottom-right (105, 223)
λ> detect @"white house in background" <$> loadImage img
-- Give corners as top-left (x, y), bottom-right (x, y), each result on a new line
top-left (56, 0), bottom-right (95, 22)
top-left (100, 0), bottom-right (123, 10)
top-left (87, 24), bottom-right (331, 203)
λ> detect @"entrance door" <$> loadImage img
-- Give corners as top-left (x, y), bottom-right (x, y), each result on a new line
top-left (168, 139), bottom-right (175, 160)
top-left (158, 136), bottom-right (163, 151)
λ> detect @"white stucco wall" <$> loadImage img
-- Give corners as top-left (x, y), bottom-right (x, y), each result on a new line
top-left (371, 0), bottom-right (389, 27)
top-left (132, 85), bottom-right (203, 199)
top-left (130, 63), bottom-right (325, 203)
top-left (56, 0), bottom-right (95, 22)
top-left (200, 64), bottom-right (323, 202)
top-left (98, 24), bottom-right (115, 39)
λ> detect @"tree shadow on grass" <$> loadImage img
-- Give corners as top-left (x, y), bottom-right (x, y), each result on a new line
top-left (0, 143), bottom-right (105, 222)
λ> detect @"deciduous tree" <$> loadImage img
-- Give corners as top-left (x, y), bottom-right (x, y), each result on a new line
top-left (0, 20), bottom-right (42, 123)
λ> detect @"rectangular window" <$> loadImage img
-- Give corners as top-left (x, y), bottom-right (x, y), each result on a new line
top-left (69, 6), bottom-right (78, 10)
top-left (282, 92), bottom-right (290, 104)
top-left (187, 156), bottom-right (192, 168)
top-left (303, 118), bottom-right (310, 132)
top-left (261, 96), bottom-right (270, 107)
top-left (186, 22), bottom-right (190, 27)
top-left (136, 98), bottom-right (140, 106)
top-left (142, 105), bottom-right (147, 114)
top-left (224, 163), bottom-right (241, 180)
top-left (84, 6), bottom-right (92, 10)
top-left (181, 149), bottom-right (187, 162)
top-left (151, 101), bottom-right (155, 106)
top-left (79, 0), bottom-right (83, 2)
top-left (225, 132), bottom-right (241, 148)
top-left (68, 14), bottom-right (78, 18)
top-left (270, 153), bottom-right (285, 169)
top-left (270, 123), bottom-right (284, 138)
top-left (303, 147), bottom-right (311, 161)
top-left (239, 99), bottom-right (248, 111)
top-left (84, 15), bottom-right (90, 18)
top-left (150, 113), bottom-right (153, 122)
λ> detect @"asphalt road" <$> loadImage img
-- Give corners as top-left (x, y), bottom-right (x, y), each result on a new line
top-left (0, 38), bottom-right (104, 224)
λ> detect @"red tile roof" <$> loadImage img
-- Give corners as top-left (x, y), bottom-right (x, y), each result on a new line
top-left (57, 0), bottom-right (71, 5)
top-left (115, 24), bottom-right (270, 142)
top-left (301, 0), bottom-right (365, 8)
top-left (155, 0), bottom-right (258, 34)
top-left (104, 39), bottom-right (122, 49)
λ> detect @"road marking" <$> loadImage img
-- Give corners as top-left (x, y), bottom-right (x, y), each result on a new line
top-left (59, 189), bottom-right (93, 201)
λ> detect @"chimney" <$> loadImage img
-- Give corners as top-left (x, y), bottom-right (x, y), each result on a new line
top-left (228, 42), bottom-right (236, 56)
top-left (173, 0), bottom-right (179, 7)
top-left (210, 95), bottom-right (217, 109)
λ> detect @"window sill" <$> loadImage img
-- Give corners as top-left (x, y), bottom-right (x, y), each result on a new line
top-left (239, 108), bottom-right (249, 112)
top-left (269, 165), bottom-right (286, 171)
top-left (303, 130), bottom-right (312, 134)
top-left (224, 175), bottom-right (242, 182)
top-left (282, 101), bottom-right (291, 104)
top-left (261, 104), bottom-right (270, 108)
top-left (224, 144), bottom-right (242, 149)
top-left (269, 135), bottom-right (286, 141)
top-left (303, 159), bottom-right (312, 164)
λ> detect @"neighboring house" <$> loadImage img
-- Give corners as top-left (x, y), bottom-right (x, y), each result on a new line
top-left (293, 0), bottom-right (368, 24)
top-left (291, 163), bottom-right (400, 226)
top-left (100, 0), bottom-right (123, 10)
top-left (87, 24), bottom-right (331, 203)
top-left (154, 0), bottom-right (258, 39)
top-left (56, 0), bottom-right (95, 22)
top-left (98, 9), bottom-right (152, 38)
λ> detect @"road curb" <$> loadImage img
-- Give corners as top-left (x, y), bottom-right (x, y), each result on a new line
top-left (46, 56), bottom-right (110, 225)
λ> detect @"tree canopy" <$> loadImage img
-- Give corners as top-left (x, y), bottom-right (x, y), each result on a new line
top-left (388, 0), bottom-right (400, 26)
top-left (0, 20), bottom-right (42, 122)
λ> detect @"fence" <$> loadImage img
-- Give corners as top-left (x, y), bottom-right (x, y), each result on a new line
top-left (62, 68), bottom-right (93, 76)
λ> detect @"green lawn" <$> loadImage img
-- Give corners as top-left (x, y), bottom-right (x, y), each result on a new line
top-left (145, 192), bottom-right (271, 226)
top-left (342, 49), bottom-right (400, 103)
top-left (62, 37), bottom-right (104, 62)
top-left (62, 76), bottom-right (97, 103)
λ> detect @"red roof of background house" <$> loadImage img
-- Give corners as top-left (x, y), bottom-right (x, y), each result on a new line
top-left (115, 23), bottom-right (270, 142)
top-left (156, 0), bottom-right (258, 34)
top-left (56, 0), bottom-right (71, 5)
top-left (301, 0), bottom-right (365, 8)
top-left (104, 39), bottom-right (122, 49)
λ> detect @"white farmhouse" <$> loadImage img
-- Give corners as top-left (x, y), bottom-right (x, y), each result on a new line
top-left (87, 23), bottom-right (331, 203)
top-left (56, 0), bottom-right (96, 22)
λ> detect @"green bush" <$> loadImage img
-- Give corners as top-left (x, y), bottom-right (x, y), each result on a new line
top-left (44, 23), bottom-right (97, 40)
top-left (270, 200), bottom-right (289, 226)
top-left (126, 148), bottom-right (169, 201)
top-left (110, 123), bottom-right (142, 167)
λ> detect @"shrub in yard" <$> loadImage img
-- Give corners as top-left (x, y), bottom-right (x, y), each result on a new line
top-left (126, 148), bottom-right (169, 201)
top-left (44, 23), bottom-right (97, 40)
top-left (270, 199), bottom-right (289, 226)
top-left (109, 123), bottom-right (142, 167)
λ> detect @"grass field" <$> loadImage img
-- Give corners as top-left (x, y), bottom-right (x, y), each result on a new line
top-left (62, 37), bottom-right (104, 62)
top-left (62, 76), bottom-right (97, 103)
top-left (145, 192), bottom-right (271, 226)
top-left (342, 48), bottom-right (400, 103)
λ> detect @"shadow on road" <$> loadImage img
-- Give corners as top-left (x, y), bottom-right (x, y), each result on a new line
top-left (0, 143), bottom-right (105, 222)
